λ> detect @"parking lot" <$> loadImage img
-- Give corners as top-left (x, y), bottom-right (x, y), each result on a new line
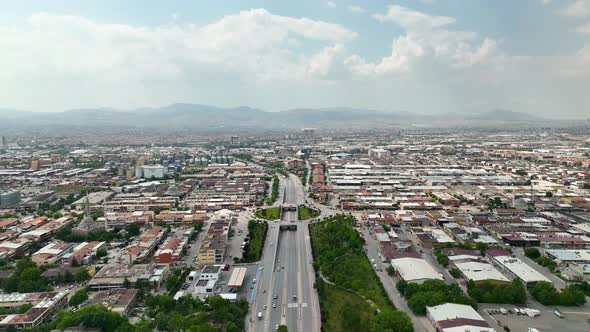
top-left (480, 303), bottom-right (590, 332)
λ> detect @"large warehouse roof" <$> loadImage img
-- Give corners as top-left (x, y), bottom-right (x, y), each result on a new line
top-left (454, 261), bottom-right (510, 283)
top-left (390, 257), bottom-right (443, 283)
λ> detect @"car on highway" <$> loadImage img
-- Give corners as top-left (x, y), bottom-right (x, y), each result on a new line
top-left (272, 303), bottom-right (276, 308)
top-left (273, 294), bottom-right (277, 299)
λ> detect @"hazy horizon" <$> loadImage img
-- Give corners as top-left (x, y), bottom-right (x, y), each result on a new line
top-left (1, 0), bottom-right (589, 118)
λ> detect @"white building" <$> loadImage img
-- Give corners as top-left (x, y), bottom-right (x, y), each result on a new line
top-left (390, 257), bottom-right (443, 283)
top-left (368, 148), bottom-right (391, 159)
top-left (453, 261), bottom-right (510, 286)
top-left (135, 165), bottom-right (167, 179)
top-left (492, 256), bottom-right (550, 286)
top-left (426, 303), bottom-right (494, 332)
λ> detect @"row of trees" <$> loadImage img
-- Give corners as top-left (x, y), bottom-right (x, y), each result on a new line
top-left (240, 220), bottom-right (268, 262)
top-left (396, 279), bottom-right (475, 315)
top-left (531, 282), bottom-right (586, 306)
top-left (524, 247), bottom-right (558, 272)
top-left (267, 175), bottom-right (280, 204)
top-left (467, 280), bottom-right (527, 304)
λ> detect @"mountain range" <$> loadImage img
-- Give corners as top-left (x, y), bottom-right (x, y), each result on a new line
top-left (0, 104), bottom-right (569, 130)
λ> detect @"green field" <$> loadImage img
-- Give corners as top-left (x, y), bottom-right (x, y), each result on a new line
top-left (52, 185), bottom-right (108, 195)
top-left (311, 215), bottom-right (413, 332)
top-left (316, 279), bottom-right (375, 332)
top-left (298, 206), bottom-right (320, 220)
top-left (255, 207), bottom-right (281, 220)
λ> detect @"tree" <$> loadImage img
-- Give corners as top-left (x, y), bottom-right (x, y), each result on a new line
top-left (545, 191), bottom-right (553, 198)
top-left (125, 223), bottom-right (141, 237)
top-left (69, 288), bottom-right (89, 307)
top-left (277, 325), bottom-right (288, 332)
top-left (449, 268), bottom-right (461, 278)
top-left (371, 309), bottom-right (413, 332)
top-left (386, 266), bottom-right (396, 276)
top-left (436, 253), bottom-right (449, 267)
top-left (524, 247), bottom-right (541, 259)
top-left (75, 267), bottom-right (91, 282)
top-left (96, 248), bottom-right (108, 258)
top-left (531, 282), bottom-right (586, 306)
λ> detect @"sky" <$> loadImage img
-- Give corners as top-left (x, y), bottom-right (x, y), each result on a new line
top-left (0, 0), bottom-right (589, 118)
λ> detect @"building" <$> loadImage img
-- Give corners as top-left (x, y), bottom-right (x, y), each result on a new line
top-left (61, 241), bottom-right (106, 265)
top-left (302, 128), bottom-right (316, 138)
top-left (368, 148), bottom-right (391, 159)
top-left (87, 289), bottom-right (138, 316)
top-left (154, 210), bottom-right (206, 224)
top-left (72, 192), bottom-right (114, 210)
top-left (228, 267), bottom-right (247, 289)
top-left (491, 255), bottom-right (550, 287)
top-left (426, 303), bottom-right (495, 332)
top-left (0, 190), bottom-right (21, 209)
top-left (32, 241), bottom-right (74, 265)
top-left (88, 264), bottom-right (168, 290)
top-left (135, 165), bottom-right (167, 179)
top-left (390, 257), bottom-right (444, 283)
top-left (0, 291), bottom-right (68, 329)
top-left (121, 226), bottom-right (164, 264)
top-left (194, 278), bottom-right (217, 297)
top-left (153, 227), bottom-right (192, 264)
top-left (200, 265), bottom-right (222, 280)
top-left (453, 261), bottom-right (511, 286)
top-left (197, 221), bottom-right (229, 265)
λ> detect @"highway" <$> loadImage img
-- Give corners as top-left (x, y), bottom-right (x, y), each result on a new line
top-left (249, 175), bottom-right (320, 332)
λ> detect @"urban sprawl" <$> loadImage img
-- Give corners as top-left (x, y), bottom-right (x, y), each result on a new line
top-left (0, 129), bottom-right (589, 332)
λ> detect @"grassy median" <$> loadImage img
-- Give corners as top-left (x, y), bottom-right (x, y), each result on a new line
top-left (255, 207), bottom-right (281, 220)
top-left (298, 206), bottom-right (320, 220)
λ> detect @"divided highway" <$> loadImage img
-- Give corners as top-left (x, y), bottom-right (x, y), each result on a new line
top-left (249, 175), bottom-right (320, 332)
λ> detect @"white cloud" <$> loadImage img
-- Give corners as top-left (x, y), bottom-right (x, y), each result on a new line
top-left (0, 9), bottom-right (363, 111)
top-left (373, 5), bottom-right (455, 29)
top-left (347, 5), bottom-right (365, 14)
top-left (366, 5), bottom-right (498, 72)
top-left (541, 0), bottom-right (551, 5)
top-left (0, 6), bottom-right (587, 118)
top-left (327, 1), bottom-right (336, 8)
top-left (560, 0), bottom-right (590, 18)
top-left (577, 22), bottom-right (590, 34)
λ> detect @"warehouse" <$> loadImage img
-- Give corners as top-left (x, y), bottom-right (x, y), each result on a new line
top-left (390, 257), bottom-right (443, 283)
top-left (453, 261), bottom-right (510, 286)
top-left (492, 256), bottom-right (550, 287)
top-left (426, 303), bottom-right (494, 332)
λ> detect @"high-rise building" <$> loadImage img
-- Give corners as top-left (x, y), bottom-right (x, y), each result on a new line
top-left (302, 128), bottom-right (316, 138)
top-left (0, 136), bottom-right (6, 148)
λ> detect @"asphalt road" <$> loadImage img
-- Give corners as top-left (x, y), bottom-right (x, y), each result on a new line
top-left (249, 175), bottom-right (320, 332)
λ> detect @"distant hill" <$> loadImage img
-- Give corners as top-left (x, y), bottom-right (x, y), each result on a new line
top-left (0, 104), bottom-right (565, 130)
